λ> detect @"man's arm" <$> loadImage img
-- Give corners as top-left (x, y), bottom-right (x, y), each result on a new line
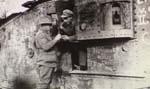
top-left (68, 35), bottom-right (77, 41)
top-left (61, 35), bottom-right (76, 42)
top-left (36, 34), bottom-right (61, 51)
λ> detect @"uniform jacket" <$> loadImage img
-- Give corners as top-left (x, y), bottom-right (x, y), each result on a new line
top-left (35, 30), bottom-right (57, 67)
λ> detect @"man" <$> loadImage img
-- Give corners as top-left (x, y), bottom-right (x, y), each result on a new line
top-left (57, 9), bottom-right (78, 71)
top-left (60, 9), bottom-right (76, 41)
top-left (35, 16), bottom-right (61, 89)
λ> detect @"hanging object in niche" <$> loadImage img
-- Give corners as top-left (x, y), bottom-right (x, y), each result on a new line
top-left (112, 2), bottom-right (121, 25)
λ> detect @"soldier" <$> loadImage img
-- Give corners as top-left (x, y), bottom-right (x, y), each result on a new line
top-left (60, 9), bottom-right (76, 41)
top-left (35, 16), bottom-right (61, 89)
top-left (57, 9), bottom-right (78, 71)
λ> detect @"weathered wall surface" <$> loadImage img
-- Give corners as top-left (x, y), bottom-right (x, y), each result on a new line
top-left (81, 0), bottom-right (150, 89)
top-left (65, 0), bottom-right (150, 89)
top-left (0, 1), bottom-right (56, 89)
top-left (0, 0), bottom-right (150, 89)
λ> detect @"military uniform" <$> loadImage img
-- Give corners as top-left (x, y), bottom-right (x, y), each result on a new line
top-left (35, 16), bottom-right (60, 89)
top-left (57, 9), bottom-right (77, 71)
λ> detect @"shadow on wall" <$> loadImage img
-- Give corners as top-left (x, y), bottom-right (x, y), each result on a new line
top-left (12, 77), bottom-right (35, 89)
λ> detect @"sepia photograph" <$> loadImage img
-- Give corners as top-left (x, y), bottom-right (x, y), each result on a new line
top-left (0, 0), bottom-right (150, 89)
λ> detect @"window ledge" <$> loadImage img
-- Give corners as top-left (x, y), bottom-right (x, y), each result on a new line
top-left (69, 70), bottom-right (144, 79)
top-left (77, 29), bottom-right (134, 40)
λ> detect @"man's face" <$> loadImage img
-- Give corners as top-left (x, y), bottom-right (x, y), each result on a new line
top-left (62, 16), bottom-right (72, 24)
top-left (39, 23), bottom-right (53, 33)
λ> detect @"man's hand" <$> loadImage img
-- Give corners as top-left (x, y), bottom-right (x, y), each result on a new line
top-left (61, 35), bottom-right (70, 41)
top-left (54, 34), bottom-right (61, 41)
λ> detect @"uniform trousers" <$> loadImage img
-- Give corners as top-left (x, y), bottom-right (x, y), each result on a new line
top-left (36, 65), bottom-right (55, 89)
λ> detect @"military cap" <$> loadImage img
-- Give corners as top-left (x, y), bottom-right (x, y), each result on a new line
top-left (61, 9), bottom-right (74, 18)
